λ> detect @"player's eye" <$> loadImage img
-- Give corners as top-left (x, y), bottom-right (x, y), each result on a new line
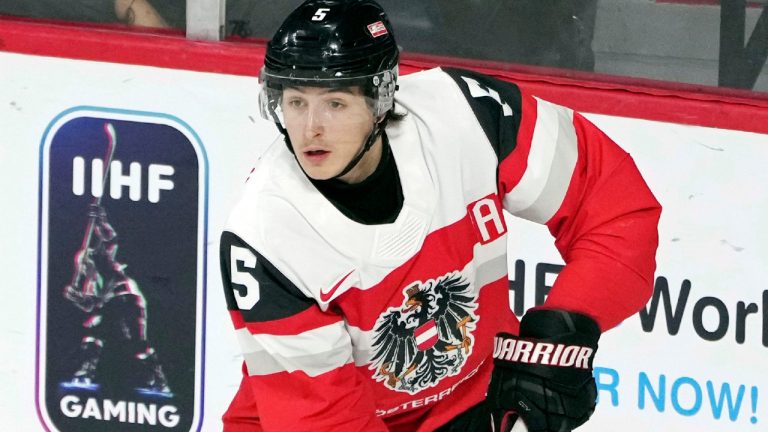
top-left (327, 100), bottom-right (345, 110)
top-left (285, 98), bottom-right (305, 109)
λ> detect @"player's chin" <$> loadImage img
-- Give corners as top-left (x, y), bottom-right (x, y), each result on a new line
top-left (299, 162), bottom-right (336, 181)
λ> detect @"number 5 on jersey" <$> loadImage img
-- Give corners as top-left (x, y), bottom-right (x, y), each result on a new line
top-left (230, 246), bottom-right (260, 309)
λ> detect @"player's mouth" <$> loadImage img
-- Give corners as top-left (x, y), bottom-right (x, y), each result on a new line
top-left (303, 149), bottom-right (330, 163)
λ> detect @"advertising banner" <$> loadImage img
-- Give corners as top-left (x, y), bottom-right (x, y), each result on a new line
top-left (37, 108), bottom-right (207, 431)
top-left (505, 116), bottom-right (768, 430)
top-left (1, 48), bottom-right (767, 431)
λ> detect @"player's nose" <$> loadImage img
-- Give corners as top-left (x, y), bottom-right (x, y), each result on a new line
top-left (303, 106), bottom-right (324, 139)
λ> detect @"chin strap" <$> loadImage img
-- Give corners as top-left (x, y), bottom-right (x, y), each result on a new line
top-left (267, 103), bottom-right (295, 154)
top-left (330, 117), bottom-right (387, 180)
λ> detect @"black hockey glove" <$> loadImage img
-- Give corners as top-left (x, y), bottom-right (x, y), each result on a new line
top-left (487, 309), bottom-right (600, 432)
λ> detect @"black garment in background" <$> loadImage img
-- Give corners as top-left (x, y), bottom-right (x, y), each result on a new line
top-left (310, 134), bottom-right (404, 226)
top-left (222, 0), bottom-right (598, 71)
top-left (435, 0), bottom-right (598, 71)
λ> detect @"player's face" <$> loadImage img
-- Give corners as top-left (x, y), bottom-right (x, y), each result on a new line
top-left (282, 86), bottom-right (381, 183)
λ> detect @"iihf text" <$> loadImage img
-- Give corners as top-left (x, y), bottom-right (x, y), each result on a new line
top-left (72, 156), bottom-right (175, 203)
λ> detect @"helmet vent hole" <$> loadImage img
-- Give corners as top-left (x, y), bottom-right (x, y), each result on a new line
top-left (294, 31), bottom-right (321, 43)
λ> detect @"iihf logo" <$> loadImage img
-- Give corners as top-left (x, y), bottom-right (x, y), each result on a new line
top-left (36, 107), bottom-right (207, 432)
top-left (369, 272), bottom-right (479, 394)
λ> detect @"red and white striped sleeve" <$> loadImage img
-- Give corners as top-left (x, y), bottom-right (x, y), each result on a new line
top-left (500, 90), bottom-right (662, 330)
top-left (444, 66), bottom-right (660, 330)
top-left (219, 231), bottom-right (387, 431)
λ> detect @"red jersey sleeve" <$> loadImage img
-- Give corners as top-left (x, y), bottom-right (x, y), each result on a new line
top-left (219, 231), bottom-right (388, 431)
top-left (499, 92), bottom-right (661, 330)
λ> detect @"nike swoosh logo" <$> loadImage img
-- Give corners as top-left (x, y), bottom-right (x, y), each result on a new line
top-left (319, 270), bottom-right (355, 303)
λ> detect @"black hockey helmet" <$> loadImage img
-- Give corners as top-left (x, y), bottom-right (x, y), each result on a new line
top-left (259, 0), bottom-right (399, 121)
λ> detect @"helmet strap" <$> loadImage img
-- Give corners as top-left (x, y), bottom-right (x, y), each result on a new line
top-left (331, 116), bottom-right (387, 180)
top-left (267, 103), bottom-right (295, 154)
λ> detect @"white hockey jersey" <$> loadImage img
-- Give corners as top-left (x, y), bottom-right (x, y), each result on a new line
top-left (220, 67), bottom-right (660, 431)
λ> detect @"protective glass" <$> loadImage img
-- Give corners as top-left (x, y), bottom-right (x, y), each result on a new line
top-left (258, 67), bottom-right (397, 125)
top-left (261, 87), bottom-right (382, 134)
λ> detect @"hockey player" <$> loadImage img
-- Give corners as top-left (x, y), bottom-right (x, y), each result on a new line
top-left (219, 0), bottom-right (661, 431)
top-left (64, 205), bottom-right (171, 397)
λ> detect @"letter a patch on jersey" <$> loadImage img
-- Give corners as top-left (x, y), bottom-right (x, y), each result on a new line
top-left (468, 194), bottom-right (507, 245)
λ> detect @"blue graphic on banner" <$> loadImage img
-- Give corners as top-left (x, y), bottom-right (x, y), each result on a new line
top-left (37, 108), bottom-right (207, 432)
top-left (593, 366), bottom-right (760, 425)
top-left (638, 372), bottom-right (758, 424)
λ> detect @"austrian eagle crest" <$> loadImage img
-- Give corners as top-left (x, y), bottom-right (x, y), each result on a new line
top-left (369, 271), bottom-right (478, 394)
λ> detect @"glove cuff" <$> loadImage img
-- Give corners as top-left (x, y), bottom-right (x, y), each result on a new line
top-left (519, 309), bottom-right (600, 342)
top-left (492, 334), bottom-right (595, 371)
top-left (493, 310), bottom-right (600, 371)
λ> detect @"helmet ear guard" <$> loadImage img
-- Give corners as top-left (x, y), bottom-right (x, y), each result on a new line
top-left (371, 67), bottom-right (398, 118)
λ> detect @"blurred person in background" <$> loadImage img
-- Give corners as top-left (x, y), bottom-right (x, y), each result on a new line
top-left (0, 0), bottom-right (180, 29)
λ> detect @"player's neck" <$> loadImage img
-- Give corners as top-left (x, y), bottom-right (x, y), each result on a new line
top-left (311, 135), bottom-right (403, 225)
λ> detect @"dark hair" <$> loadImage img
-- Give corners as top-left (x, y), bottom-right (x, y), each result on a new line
top-left (385, 103), bottom-right (407, 124)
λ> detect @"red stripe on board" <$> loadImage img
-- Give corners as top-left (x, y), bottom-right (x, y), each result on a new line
top-left (0, 17), bottom-right (265, 75)
top-left (1, 16), bottom-right (767, 133)
top-left (399, 56), bottom-right (768, 135)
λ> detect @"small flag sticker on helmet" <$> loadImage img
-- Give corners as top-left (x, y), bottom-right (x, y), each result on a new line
top-left (367, 21), bottom-right (388, 37)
